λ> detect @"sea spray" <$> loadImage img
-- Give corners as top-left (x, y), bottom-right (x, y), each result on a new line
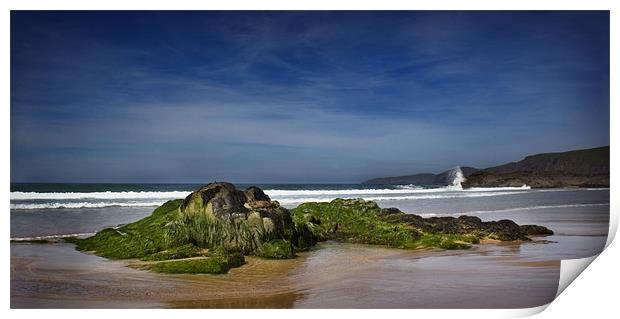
top-left (446, 166), bottom-right (466, 190)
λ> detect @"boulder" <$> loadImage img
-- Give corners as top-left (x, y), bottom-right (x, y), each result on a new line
top-left (180, 182), bottom-right (248, 220)
top-left (178, 182), bottom-right (315, 255)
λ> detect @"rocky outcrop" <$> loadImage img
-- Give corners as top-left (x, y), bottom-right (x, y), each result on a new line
top-left (377, 207), bottom-right (552, 241)
top-left (73, 183), bottom-right (321, 274)
top-left (74, 184), bottom-right (554, 274)
top-left (292, 198), bottom-right (553, 251)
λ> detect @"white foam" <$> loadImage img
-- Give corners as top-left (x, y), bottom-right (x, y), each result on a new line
top-left (10, 185), bottom-right (543, 210)
top-left (393, 184), bottom-right (425, 190)
top-left (10, 191), bottom-right (190, 200)
top-left (265, 188), bottom-right (424, 196)
top-left (12, 189), bottom-right (535, 208)
top-left (274, 191), bottom-right (529, 205)
top-left (447, 166), bottom-right (466, 189)
top-left (10, 232), bottom-right (96, 241)
top-left (10, 185), bottom-right (536, 202)
top-left (465, 185), bottom-right (531, 191)
top-left (10, 201), bottom-right (164, 210)
top-left (264, 185), bottom-right (531, 197)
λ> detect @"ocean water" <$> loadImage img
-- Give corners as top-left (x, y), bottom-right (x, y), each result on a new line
top-left (10, 183), bottom-right (610, 257)
top-left (10, 182), bottom-right (610, 308)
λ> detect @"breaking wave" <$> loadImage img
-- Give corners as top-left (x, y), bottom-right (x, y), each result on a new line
top-left (10, 233), bottom-right (96, 241)
top-left (10, 191), bottom-right (190, 200)
top-left (446, 166), bottom-right (466, 190)
top-left (274, 191), bottom-right (531, 205)
top-left (9, 184), bottom-right (546, 210)
top-left (263, 185), bottom-right (530, 196)
top-left (10, 201), bottom-right (166, 210)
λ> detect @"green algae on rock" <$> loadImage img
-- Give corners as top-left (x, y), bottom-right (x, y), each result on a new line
top-left (259, 239), bottom-right (294, 259)
top-left (169, 182), bottom-right (315, 255)
top-left (72, 199), bottom-right (183, 259)
top-left (140, 243), bottom-right (205, 261)
top-left (291, 199), bottom-right (420, 248)
top-left (149, 252), bottom-right (246, 274)
top-left (71, 183), bottom-right (319, 274)
top-left (290, 198), bottom-right (554, 250)
top-left (70, 182), bottom-right (553, 274)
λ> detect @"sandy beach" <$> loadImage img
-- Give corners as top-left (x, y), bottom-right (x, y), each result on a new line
top-left (11, 240), bottom-right (560, 309)
top-left (10, 187), bottom-right (607, 309)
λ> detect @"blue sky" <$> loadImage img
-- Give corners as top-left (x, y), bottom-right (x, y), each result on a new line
top-left (11, 11), bottom-right (609, 183)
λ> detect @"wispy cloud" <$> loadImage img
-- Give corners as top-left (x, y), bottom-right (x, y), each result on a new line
top-left (10, 11), bottom-right (609, 183)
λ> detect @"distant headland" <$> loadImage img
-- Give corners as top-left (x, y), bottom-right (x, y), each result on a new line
top-left (363, 146), bottom-right (609, 188)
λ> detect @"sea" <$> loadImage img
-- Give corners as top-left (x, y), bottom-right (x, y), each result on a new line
top-left (10, 182), bottom-right (610, 253)
top-left (10, 181), bottom-right (610, 308)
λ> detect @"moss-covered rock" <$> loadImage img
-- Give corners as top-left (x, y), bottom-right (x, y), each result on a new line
top-left (418, 234), bottom-right (478, 250)
top-left (180, 182), bottom-right (249, 220)
top-left (291, 199), bottom-right (421, 249)
top-left (260, 239), bottom-right (294, 259)
top-left (141, 244), bottom-right (204, 261)
top-left (74, 199), bottom-right (183, 259)
top-left (166, 182), bottom-right (314, 257)
top-left (73, 183), bottom-right (315, 267)
top-left (71, 184), bottom-right (553, 275)
top-left (150, 253), bottom-right (245, 274)
top-left (291, 198), bottom-right (553, 250)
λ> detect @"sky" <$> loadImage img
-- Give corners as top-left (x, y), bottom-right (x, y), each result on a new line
top-left (11, 11), bottom-right (610, 183)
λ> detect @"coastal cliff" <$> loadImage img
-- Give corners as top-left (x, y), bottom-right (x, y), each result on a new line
top-left (69, 183), bottom-right (553, 274)
top-left (462, 146), bottom-right (609, 188)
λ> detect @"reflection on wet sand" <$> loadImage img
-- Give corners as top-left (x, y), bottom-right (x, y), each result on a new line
top-left (167, 292), bottom-right (302, 308)
top-left (11, 240), bottom-right (561, 309)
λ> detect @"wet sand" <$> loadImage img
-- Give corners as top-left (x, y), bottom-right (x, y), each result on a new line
top-left (11, 240), bottom-right (560, 309)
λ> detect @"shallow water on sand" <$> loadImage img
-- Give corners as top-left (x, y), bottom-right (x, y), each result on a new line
top-left (11, 241), bottom-right (559, 309)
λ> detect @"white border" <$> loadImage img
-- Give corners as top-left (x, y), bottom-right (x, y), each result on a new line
top-left (2, 1), bottom-right (617, 318)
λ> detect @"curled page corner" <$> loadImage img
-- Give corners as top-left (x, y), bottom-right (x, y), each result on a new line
top-left (556, 255), bottom-right (599, 298)
top-left (513, 304), bottom-right (551, 318)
